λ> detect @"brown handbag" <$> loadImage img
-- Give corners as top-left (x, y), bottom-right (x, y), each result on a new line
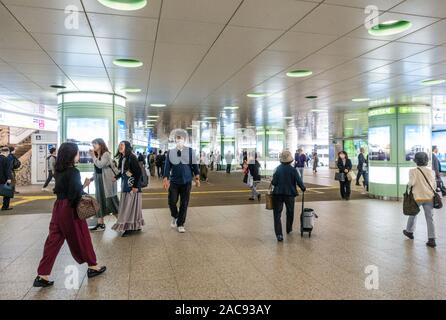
top-left (77, 194), bottom-right (100, 220)
top-left (265, 183), bottom-right (273, 210)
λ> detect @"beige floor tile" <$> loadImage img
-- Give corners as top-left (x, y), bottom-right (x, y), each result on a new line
top-left (129, 278), bottom-right (180, 300)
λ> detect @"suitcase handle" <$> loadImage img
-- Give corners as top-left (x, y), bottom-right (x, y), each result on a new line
top-left (301, 190), bottom-right (305, 213)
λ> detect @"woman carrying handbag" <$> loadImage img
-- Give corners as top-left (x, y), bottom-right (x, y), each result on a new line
top-left (336, 151), bottom-right (352, 200)
top-left (403, 152), bottom-right (440, 248)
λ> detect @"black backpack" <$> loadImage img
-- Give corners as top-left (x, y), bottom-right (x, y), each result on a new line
top-left (12, 156), bottom-right (21, 170)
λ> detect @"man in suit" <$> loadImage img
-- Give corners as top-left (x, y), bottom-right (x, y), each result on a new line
top-left (0, 146), bottom-right (13, 211)
top-left (356, 147), bottom-right (367, 186)
top-left (432, 145), bottom-right (442, 190)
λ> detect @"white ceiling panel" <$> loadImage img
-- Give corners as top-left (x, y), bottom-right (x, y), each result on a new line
top-left (0, 31), bottom-right (41, 50)
top-left (269, 32), bottom-right (337, 53)
top-left (32, 33), bottom-right (98, 54)
top-left (403, 46), bottom-right (446, 64)
top-left (317, 37), bottom-right (388, 57)
top-left (362, 42), bottom-right (433, 60)
top-left (291, 4), bottom-right (365, 36)
top-left (87, 13), bottom-right (157, 41)
top-left (60, 65), bottom-right (107, 78)
top-left (83, 0), bottom-right (161, 18)
top-left (325, 0), bottom-right (403, 10)
top-left (157, 20), bottom-right (223, 46)
top-left (162, 0), bottom-right (242, 24)
top-left (370, 61), bottom-right (429, 75)
top-left (391, 0), bottom-right (446, 18)
top-left (0, 5), bottom-right (28, 32)
top-left (398, 20), bottom-right (446, 45)
top-left (0, 49), bottom-right (54, 64)
top-left (11, 63), bottom-right (65, 75)
top-left (96, 38), bottom-right (154, 57)
top-left (253, 50), bottom-right (309, 68)
top-left (6, 6), bottom-right (92, 36)
top-left (49, 52), bottom-right (103, 67)
top-left (2, 0), bottom-right (83, 10)
top-left (230, 0), bottom-right (318, 30)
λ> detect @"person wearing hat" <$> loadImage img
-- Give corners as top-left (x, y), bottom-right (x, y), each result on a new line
top-left (271, 150), bottom-right (306, 241)
top-left (403, 152), bottom-right (438, 248)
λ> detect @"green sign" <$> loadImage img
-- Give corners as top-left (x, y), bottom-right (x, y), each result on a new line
top-left (368, 107), bottom-right (396, 117)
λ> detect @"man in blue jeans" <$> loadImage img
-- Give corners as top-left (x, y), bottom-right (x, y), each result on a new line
top-left (163, 129), bottom-right (200, 233)
top-left (294, 148), bottom-right (306, 181)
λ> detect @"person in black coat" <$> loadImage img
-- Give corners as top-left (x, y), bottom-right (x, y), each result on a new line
top-left (0, 146), bottom-right (13, 211)
top-left (356, 147), bottom-right (367, 186)
top-left (247, 152), bottom-right (261, 201)
top-left (337, 151), bottom-right (353, 200)
top-left (271, 150), bottom-right (306, 242)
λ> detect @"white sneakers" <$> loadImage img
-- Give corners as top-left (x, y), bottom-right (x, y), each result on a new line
top-left (170, 218), bottom-right (186, 233)
top-left (41, 187), bottom-right (49, 192)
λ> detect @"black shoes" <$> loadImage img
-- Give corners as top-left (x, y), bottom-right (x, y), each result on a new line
top-left (426, 239), bottom-right (437, 248)
top-left (90, 223), bottom-right (106, 231)
top-left (33, 276), bottom-right (54, 288)
top-left (248, 197), bottom-right (255, 201)
top-left (276, 235), bottom-right (284, 242)
top-left (121, 230), bottom-right (132, 237)
top-left (403, 230), bottom-right (414, 240)
top-left (87, 266), bottom-right (107, 278)
top-left (1, 207), bottom-right (12, 211)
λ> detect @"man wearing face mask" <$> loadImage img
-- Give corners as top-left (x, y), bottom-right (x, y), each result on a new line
top-left (163, 129), bottom-right (200, 233)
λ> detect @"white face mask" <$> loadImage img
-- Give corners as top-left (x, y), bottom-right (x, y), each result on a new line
top-left (176, 139), bottom-right (185, 149)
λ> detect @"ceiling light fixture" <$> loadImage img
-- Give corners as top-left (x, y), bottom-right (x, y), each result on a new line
top-left (421, 79), bottom-right (446, 86)
top-left (286, 69), bottom-right (313, 78)
top-left (305, 95), bottom-right (318, 99)
top-left (50, 85), bottom-right (66, 89)
top-left (368, 20), bottom-right (412, 36)
top-left (247, 92), bottom-right (269, 98)
top-left (147, 115), bottom-right (159, 118)
top-left (284, 116), bottom-right (293, 120)
top-left (204, 117), bottom-right (217, 120)
top-left (352, 98), bottom-right (370, 102)
top-left (97, 0), bottom-right (147, 11)
top-left (224, 106), bottom-right (239, 110)
top-left (150, 103), bottom-right (166, 107)
top-left (113, 58), bottom-right (143, 68)
top-left (122, 87), bottom-right (141, 93)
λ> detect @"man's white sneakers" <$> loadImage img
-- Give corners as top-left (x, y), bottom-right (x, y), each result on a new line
top-left (170, 218), bottom-right (177, 228)
top-left (177, 226), bottom-right (186, 233)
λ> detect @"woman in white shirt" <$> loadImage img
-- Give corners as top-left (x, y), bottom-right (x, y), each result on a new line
top-left (403, 152), bottom-right (437, 248)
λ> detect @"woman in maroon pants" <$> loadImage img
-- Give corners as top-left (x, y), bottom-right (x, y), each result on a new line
top-left (34, 142), bottom-right (106, 288)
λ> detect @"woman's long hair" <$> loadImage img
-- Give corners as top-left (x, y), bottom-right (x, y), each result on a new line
top-left (338, 151), bottom-right (349, 160)
top-left (55, 142), bottom-right (78, 172)
top-left (92, 138), bottom-right (109, 158)
top-left (115, 140), bottom-right (133, 158)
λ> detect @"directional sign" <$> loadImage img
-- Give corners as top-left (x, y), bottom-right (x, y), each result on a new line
top-left (433, 112), bottom-right (446, 125)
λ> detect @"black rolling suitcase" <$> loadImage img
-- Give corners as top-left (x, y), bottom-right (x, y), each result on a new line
top-left (300, 192), bottom-right (318, 237)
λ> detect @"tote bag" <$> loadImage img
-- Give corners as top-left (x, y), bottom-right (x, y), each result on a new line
top-left (403, 185), bottom-right (420, 216)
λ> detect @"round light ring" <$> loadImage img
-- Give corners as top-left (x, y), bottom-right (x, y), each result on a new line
top-left (421, 79), bottom-right (446, 86)
top-left (305, 95), bottom-right (318, 99)
top-left (286, 69), bottom-right (313, 78)
top-left (122, 87), bottom-right (141, 93)
top-left (113, 58), bottom-right (143, 68)
top-left (97, 0), bottom-right (147, 11)
top-left (368, 20), bottom-right (412, 36)
top-left (247, 92), bottom-right (269, 98)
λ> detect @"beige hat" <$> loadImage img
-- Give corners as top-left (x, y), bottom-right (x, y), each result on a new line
top-left (279, 150), bottom-right (293, 163)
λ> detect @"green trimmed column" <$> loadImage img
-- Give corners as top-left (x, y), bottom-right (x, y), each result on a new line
top-left (57, 91), bottom-right (126, 177)
top-left (368, 105), bottom-right (432, 199)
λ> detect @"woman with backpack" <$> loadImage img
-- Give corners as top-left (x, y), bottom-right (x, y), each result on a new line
top-left (86, 138), bottom-right (119, 232)
top-left (247, 152), bottom-right (261, 201)
top-left (112, 141), bottom-right (144, 237)
top-left (403, 152), bottom-right (438, 248)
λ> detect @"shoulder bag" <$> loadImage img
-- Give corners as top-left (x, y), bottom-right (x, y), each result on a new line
top-left (334, 172), bottom-right (345, 182)
top-left (403, 185), bottom-right (420, 216)
top-left (417, 168), bottom-right (443, 209)
top-left (77, 194), bottom-right (99, 220)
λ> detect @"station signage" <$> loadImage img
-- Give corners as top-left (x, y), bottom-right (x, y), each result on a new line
top-left (0, 110), bottom-right (57, 131)
top-left (433, 111), bottom-right (446, 125)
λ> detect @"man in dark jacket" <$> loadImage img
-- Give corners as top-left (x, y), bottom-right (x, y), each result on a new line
top-left (294, 148), bottom-right (306, 181)
top-left (0, 146), bottom-right (13, 211)
top-left (432, 145), bottom-right (442, 190)
top-left (155, 150), bottom-right (163, 178)
top-left (271, 150), bottom-right (306, 241)
top-left (356, 147), bottom-right (367, 186)
top-left (163, 130), bottom-right (200, 233)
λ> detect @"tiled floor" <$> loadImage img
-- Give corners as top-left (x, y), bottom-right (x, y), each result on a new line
top-left (1, 197), bottom-right (446, 300)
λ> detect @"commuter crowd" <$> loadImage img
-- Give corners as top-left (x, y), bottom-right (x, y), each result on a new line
top-left (26, 131), bottom-right (443, 288)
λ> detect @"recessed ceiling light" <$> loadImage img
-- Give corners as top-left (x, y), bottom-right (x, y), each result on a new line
top-left (347, 118), bottom-right (358, 121)
top-left (150, 103), bottom-right (166, 107)
top-left (50, 85), bottom-right (66, 89)
top-left (311, 109), bottom-right (324, 112)
top-left (147, 115), bottom-right (159, 118)
top-left (286, 69), bottom-right (313, 78)
top-left (204, 117), bottom-right (217, 120)
top-left (97, 0), bottom-right (147, 11)
top-left (146, 119), bottom-right (158, 122)
top-left (247, 92), bottom-right (269, 98)
top-left (113, 58), bottom-right (143, 68)
top-left (284, 116), bottom-right (293, 120)
top-left (122, 87), bottom-right (141, 93)
top-left (421, 79), bottom-right (446, 86)
top-left (345, 127), bottom-right (354, 130)
top-left (224, 106), bottom-right (239, 110)
top-left (352, 98), bottom-right (370, 102)
top-left (368, 20), bottom-right (412, 36)
top-left (305, 95), bottom-right (318, 99)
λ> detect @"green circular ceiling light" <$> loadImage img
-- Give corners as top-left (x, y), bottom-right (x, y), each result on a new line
top-left (421, 79), bottom-right (446, 86)
top-left (113, 58), bottom-right (143, 68)
top-left (305, 95), bottom-right (318, 99)
top-left (368, 20), bottom-right (412, 36)
top-left (286, 69), bottom-right (313, 78)
top-left (247, 92), bottom-right (269, 98)
top-left (122, 87), bottom-right (141, 93)
top-left (97, 0), bottom-right (147, 11)
top-left (352, 98), bottom-right (370, 102)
